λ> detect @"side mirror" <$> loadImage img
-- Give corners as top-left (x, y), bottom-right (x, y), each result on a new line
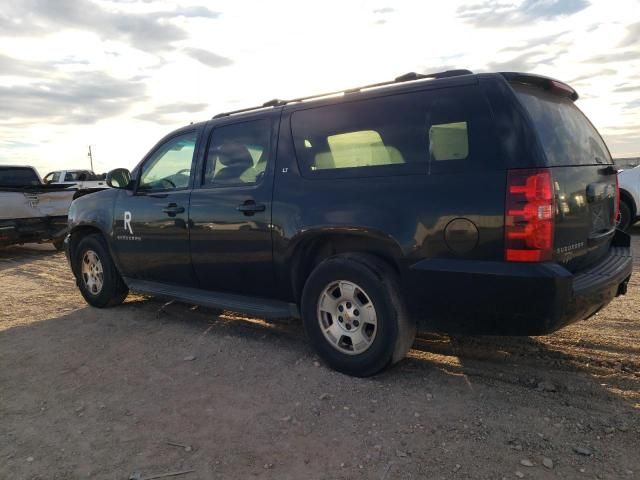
top-left (106, 168), bottom-right (132, 189)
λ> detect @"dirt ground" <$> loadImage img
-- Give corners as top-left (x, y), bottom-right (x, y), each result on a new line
top-left (1, 229), bottom-right (639, 480)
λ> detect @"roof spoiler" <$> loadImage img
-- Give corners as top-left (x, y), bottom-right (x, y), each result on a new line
top-left (213, 69), bottom-right (474, 119)
top-left (500, 72), bottom-right (579, 101)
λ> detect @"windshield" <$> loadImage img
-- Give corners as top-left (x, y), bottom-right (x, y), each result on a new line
top-left (514, 85), bottom-right (612, 166)
top-left (0, 167), bottom-right (41, 187)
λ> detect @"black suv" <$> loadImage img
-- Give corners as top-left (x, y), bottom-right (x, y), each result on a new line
top-left (66, 70), bottom-right (633, 377)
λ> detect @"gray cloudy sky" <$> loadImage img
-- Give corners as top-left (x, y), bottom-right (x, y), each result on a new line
top-left (0, 0), bottom-right (638, 175)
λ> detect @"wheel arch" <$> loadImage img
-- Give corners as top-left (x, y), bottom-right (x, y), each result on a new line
top-left (287, 228), bottom-right (404, 303)
top-left (68, 225), bottom-right (110, 277)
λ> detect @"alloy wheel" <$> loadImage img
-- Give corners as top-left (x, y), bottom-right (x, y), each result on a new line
top-left (81, 250), bottom-right (104, 295)
top-left (317, 280), bottom-right (378, 355)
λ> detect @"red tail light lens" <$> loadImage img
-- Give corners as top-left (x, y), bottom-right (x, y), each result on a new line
top-left (505, 168), bottom-right (554, 262)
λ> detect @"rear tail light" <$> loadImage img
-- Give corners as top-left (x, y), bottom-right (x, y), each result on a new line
top-left (505, 168), bottom-right (554, 262)
top-left (614, 172), bottom-right (620, 226)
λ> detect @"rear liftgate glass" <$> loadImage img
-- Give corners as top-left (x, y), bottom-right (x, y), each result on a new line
top-left (508, 76), bottom-right (618, 269)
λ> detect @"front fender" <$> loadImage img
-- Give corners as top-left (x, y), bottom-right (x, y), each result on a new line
top-left (68, 188), bottom-right (118, 235)
top-left (67, 189), bottom-right (122, 272)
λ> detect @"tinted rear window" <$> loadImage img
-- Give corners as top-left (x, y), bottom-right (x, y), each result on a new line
top-left (514, 85), bottom-right (612, 166)
top-left (0, 167), bottom-right (41, 187)
top-left (291, 84), bottom-right (499, 178)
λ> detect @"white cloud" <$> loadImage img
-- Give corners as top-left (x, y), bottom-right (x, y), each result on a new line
top-left (0, 0), bottom-right (639, 176)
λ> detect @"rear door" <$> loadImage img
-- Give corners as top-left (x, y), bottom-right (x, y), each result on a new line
top-left (513, 84), bottom-right (617, 271)
top-left (189, 114), bottom-right (278, 297)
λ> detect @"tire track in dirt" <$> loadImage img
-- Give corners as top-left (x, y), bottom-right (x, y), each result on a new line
top-left (1, 233), bottom-right (639, 479)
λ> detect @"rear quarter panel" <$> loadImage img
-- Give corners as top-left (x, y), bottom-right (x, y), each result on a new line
top-left (272, 110), bottom-right (506, 302)
top-left (32, 190), bottom-right (75, 217)
top-left (0, 190), bottom-right (74, 220)
top-left (0, 192), bottom-right (40, 220)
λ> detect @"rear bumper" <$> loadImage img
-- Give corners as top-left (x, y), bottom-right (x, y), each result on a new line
top-left (406, 230), bottom-right (633, 335)
top-left (0, 216), bottom-right (68, 247)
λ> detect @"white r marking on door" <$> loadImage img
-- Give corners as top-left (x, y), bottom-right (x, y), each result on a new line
top-left (124, 211), bottom-right (133, 235)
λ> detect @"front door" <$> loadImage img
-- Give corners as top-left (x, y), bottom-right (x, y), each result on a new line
top-left (113, 130), bottom-right (199, 286)
top-left (189, 117), bottom-right (277, 297)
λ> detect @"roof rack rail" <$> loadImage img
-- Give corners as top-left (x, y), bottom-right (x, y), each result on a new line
top-left (212, 69), bottom-right (473, 119)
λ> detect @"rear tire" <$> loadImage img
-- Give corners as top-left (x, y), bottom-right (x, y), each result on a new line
top-left (73, 233), bottom-right (128, 308)
top-left (301, 253), bottom-right (416, 377)
top-left (618, 200), bottom-right (632, 231)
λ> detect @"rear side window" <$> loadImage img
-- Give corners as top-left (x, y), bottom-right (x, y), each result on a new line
top-left (514, 85), bottom-right (612, 166)
top-left (429, 122), bottom-right (469, 161)
top-left (0, 167), bottom-right (40, 187)
top-left (320, 130), bottom-right (404, 169)
top-left (64, 171), bottom-right (92, 181)
top-left (291, 85), bottom-right (497, 178)
top-left (203, 119), bottom-right (271, 186)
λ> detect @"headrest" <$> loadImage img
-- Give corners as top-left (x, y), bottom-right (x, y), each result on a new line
top-left (215, 143), bottom-right (253, 168)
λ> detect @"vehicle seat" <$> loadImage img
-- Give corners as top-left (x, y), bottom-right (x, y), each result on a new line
top-left (213, 143), bottom-right (254, 184)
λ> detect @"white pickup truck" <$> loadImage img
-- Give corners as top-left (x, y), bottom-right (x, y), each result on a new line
top-left (43, 169), bottom-right (108, 190)
top-left (0, 166), bottom-right (76, 250)
top-left (618, 164), bottom-right (640, 230)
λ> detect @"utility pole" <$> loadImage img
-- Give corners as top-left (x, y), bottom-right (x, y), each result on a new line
top-left (88, 145), bottom-right (94, 172)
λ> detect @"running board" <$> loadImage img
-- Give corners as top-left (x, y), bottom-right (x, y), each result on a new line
top-left (124, 278), bottom-right (300, 319)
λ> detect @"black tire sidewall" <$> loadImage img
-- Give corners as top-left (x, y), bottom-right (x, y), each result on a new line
top-left (74, 234), bottom-right (123, 308)
top-left (301, 256), bottom-right (401, 377)
top-left (618, 201), bottom-right (631, 231)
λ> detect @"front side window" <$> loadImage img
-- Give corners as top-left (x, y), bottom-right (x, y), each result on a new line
top-left (139, 132), bottom-right (197, 192)
top-left (203, 119), bottom-right (271, 186)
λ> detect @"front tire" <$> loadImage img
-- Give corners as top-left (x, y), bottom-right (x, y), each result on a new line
top-left (301, 253), bottom-right (416, 377)
top-left (73, 233), bottom-right (128, 308)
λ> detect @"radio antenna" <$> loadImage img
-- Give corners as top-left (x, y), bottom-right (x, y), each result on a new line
top-left (88, 145), bottom-right (94, 172)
